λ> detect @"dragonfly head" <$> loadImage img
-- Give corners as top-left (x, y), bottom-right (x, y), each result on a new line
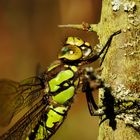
top-left (58, 37), bottom-right (92, 63)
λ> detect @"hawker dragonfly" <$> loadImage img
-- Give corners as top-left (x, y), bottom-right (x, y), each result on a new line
top-left (0, 30), bottom-right (121, 140)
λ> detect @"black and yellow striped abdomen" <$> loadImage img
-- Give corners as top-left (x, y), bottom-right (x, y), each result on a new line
top-left (26, 61), bottom-right (79, 140)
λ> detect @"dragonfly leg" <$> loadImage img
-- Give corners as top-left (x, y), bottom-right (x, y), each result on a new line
top-left (82, 66), bottom-right (117, 129)
top-left (82, 66), bottom-right (105, 116)
top-left (82, 77), bottom-right (98, 116)
top-left (81, 30), bottom-right (121, 66)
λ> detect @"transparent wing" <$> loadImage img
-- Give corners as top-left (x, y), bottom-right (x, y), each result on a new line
top-left (0, 77), bottom-right (44, 127)
top-left (0, 98), bottom-right (47, 140)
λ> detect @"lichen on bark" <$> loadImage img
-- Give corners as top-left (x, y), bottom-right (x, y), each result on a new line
top-left (97, 0), bottom-right (140, 140)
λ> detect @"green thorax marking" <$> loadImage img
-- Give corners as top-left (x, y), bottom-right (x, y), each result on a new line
top-left (52, 86), bottom-right (75, 104)
top-left (45, 62), bottom-right (79, 104)
top-left (29, 62), bottom-right (80, 140)
top-left (48, 69), bottom-right (74, 92)
top-left (26, 63), bottom-right (79, 140)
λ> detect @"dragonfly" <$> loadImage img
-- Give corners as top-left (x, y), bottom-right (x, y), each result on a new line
top-left (0, 30), bottom-right (121, 140)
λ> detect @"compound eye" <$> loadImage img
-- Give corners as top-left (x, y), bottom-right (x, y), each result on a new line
top-left (60, 46), bottom-right (74, 55)
top-left (58, 45), bottom-right (82, 60)
top-left (61, 47), bottom-right (70, 55)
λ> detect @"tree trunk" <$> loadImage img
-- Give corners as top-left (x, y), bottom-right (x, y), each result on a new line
top-left (97, 0), bottom-right (140, 140)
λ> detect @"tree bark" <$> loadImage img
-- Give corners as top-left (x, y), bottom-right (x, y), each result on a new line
top-left (97, 0), bottom-right (140, 140)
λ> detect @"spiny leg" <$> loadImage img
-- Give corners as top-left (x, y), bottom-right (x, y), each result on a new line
top-left (82, 67), bottom-right (104, 116)
top-left (82, 67), bottom-right (118, 129)
top-left (81, 30), bottom-right (121, 65)
top-left (99, 30), bottom-right (121, 66)
top-left (82, 77), bottom-right (98, 116)
top-left (98, 30), bottom-right (122, 66)
top-left (81, 30), bottom-right (121, 116)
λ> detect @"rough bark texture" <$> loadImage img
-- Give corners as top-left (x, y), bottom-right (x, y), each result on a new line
top-left (97, 0), bottom-right (140, 140)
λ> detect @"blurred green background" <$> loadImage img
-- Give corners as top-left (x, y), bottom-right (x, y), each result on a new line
top-left (0, 0), bottom-right (102, 139)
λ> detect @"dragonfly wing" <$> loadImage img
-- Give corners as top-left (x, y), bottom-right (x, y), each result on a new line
top-left (17, 77), bottom-right (44, 113)
top-left (0, 80), bottom-right (21, 126)
top-left (0, 77), bottom-right (44, 127)
top-left (0, 98), bottom-right (46, 140)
